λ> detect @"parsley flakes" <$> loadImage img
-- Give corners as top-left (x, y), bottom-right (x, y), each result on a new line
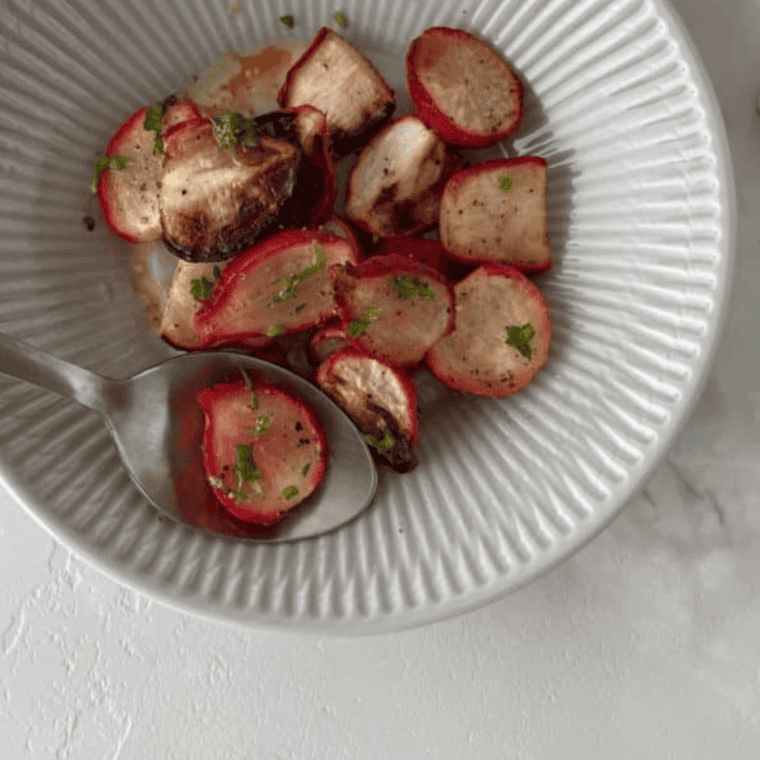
top-left (505, 323), bottom-right (536, 359)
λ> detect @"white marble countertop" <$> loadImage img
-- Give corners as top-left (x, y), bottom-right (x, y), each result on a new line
top-left (2, 0), bottom-right (759, 757)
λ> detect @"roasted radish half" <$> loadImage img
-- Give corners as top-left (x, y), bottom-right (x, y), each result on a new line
top-left (159, 260), bottom-right (269, 351)
top-left (425, 264), bottom-right (551, 397)
top-left (96, 99), bottom-right (200, 243)
top-left (319, 214), bottom-right (364, 260)
top-left (345, 116), bottom-right (461, 238)
top-left (315, 348), bottom-right (419, 472)
top-left (197, 380), bottom-right (327, 524)
top-left (159, 116), bottom-right (301, 262)
top-left (406, 27), bottom-right (523, 148)
top-left (336, 253), bottom-right (454, 366)
top-left (439, 157), bottom-right (551, 273)
top-left (277, 27), bottom-right (395, 156)
top-left (193, 229), bottom-right (358, 348)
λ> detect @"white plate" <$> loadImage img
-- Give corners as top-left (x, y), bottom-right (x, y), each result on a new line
top-left (0, 0), bottom-right (735, 633)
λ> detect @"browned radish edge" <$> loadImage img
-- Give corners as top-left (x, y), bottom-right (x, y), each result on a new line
top-left (277, 26), bottom-right (395, 156)
top-left (345, 115), bottom-right (463, 238)
top-left (424, 263), bottom-right (551, 398)
top-left (193, 229), bottom-right (357, 348)
top-left (406, 26), bottom-right (523, 148)
top-left (198, 380), bottom-right (327, 524)
top-left (440, 155), bottom-right (551, 274)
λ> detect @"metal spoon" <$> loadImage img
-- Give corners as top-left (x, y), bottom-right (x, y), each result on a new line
top-left (0, 332), bottom-right (378, 542)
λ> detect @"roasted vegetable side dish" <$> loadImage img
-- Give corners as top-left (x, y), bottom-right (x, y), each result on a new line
top-left (92, 23), bottom-right (552, 524)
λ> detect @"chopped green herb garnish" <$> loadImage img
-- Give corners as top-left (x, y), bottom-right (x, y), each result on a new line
top-left (143, 104), bottom-right (163, 133)
top-left (280, 14), bottom-right (295, 27)
top-left (301, 463), bottom-right (311, 476)
top-left (248, 415), bottom-right (272, 435)
top-left (213, 112), bottom-right (239, 150)
top-left (233, 443), bottom-right (262, 501)
top-left (283, 485), bottom-right (299, 499)
top-left (505, 323), bottom-right (536, 359)
top-left (267, 324), bottom-right (285, 337)
top-left (274, 243), bottom-right (326, 302)
top-left (90, 155), bottom-right (131, 195)
top-left (82, 214), bottom-right (96, 231)
top-left (390, 276), bottom-right (436, 301)
top-left (212, 111), bottom-right (259, 151)
top-left (364, 428), bottom-right (395, 452)
top-left (190, 275), bottom-right (215, 301)
top-left (333, 11), bottom-right (348, 26)
top-left (347, 306), bottom-right (379, 337)
top-left (498, 175), bottom-right (514, 192)
top-left (143, 104), bottom-right (164, 155)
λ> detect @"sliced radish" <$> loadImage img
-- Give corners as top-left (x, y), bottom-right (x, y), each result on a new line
top-left (277, 27), bottom-right (395, 156)
top-left (425, 264), bottom-right (551, 397)
top-left (159, 259), bottom-right (270, 351)
top-left (309, 323), bottom-right (352, 364)
top-left (96, 100), bottom-right (201, 243)
top-left (335, 253), bottom-right (454, 366)
top-left (159, 116), bottom-right (301, 262)
top-left (345, 116), bottom-right (462, 238)
top-left (193, 229), bottom-right (358, 348)
top-left (406, 26), bottom-right (523, 148)
top-left (197, 380), bottom-right (327, 524)
top-left (439, 156), bottom-right (551, 273)
top-left (315, 348), bottom-right (418, 472)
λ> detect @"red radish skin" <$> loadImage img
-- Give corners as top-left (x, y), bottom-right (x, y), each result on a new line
top-left (336, 253), bottom-right (455, 367)
top-left (193, 229), bottom-right (358, 348)
top-left (278, 27), bottom-right (395, 156)
top-left (425, 263), bottom-right (551, 398)
top-left (406, 27), bottom-right (523, 148)
top-left (197, 380), bottom-right (327, 524)
top-left (345, 116), bottom-right (462, 238)
top-left (439, 156), bottom-right (552, 273)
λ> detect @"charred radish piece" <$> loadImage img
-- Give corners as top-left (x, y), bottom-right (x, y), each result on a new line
top-left (346, 116), bottom-right (461, 238)
top-left (406, 27), bottom-right (523, 148)
top-left (160, 260), bottom-right (269, 351)
top-left (439, 157), bottom-right (551, 273)
top-left (197, 380), bottom-right (327, 524)
top-left (194, 229), bottom-right (358, 348)
top-left (309, 323), bottom-right (352, 364)
top-left (425, 264), bottom-right (551, 397)
top-left (96, 99), bottom-right (201, 243)
top-left (277, 27), bottom-right (395, 156)
top-left (336, 253), bottom-right (454, 366)
top-left (316, 348), bottom-right (418, 472)
top-left (159, 116), bottom-right (301, 262)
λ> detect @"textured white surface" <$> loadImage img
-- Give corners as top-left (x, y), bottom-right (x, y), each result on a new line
top-left (1, 0), bottom-right (760, 756)
top-left (0, 0), bottom-right (736, 632)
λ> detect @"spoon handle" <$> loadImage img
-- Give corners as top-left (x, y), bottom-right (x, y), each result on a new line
top-left (0, 332), bottom-right (111, 416)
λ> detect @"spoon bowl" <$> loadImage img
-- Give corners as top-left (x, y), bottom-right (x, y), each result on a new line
top-left (0, 333), bottom-right (378, 542)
